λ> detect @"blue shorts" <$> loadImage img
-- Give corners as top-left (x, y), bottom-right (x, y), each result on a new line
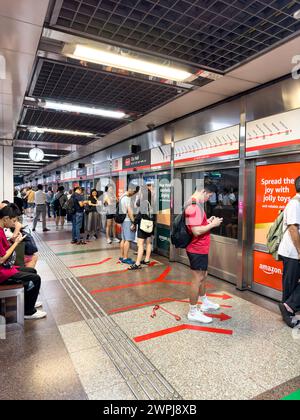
top-left (121, 221), bottom-right (136, 242)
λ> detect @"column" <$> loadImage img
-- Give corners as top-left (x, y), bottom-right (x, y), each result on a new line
top-left (0, 142), bottom-right (13, 203)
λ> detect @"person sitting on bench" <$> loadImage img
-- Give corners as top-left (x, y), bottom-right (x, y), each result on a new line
top-left (0, 206), bottom-right (46, 320)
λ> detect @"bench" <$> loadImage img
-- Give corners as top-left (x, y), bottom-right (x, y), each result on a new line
top-left (0, 284), bottom-right (24, 326)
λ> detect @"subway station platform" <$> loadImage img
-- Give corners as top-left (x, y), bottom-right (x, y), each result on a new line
top-left (1, 219), bottom-right (299, 401)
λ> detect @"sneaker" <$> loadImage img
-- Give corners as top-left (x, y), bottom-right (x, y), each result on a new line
top-left (35, 301), bottom-right (43, 309)
top-left (32, 229), bottom-right (36, 232)
top-left (187, 310), bottom-right (213, 324)
top-left (279, 303), bottom-right (297, 328)
top-left (141, 260), bottom-right (151, 265)
top-left (123, 258), bottom-right (135, 265)
top-left (119, 257), bottom-right (124, 263)
top-left (201, 300), bottom-right (220, 312)
top-left (93, 234), bottom-right (98, 239)
top-left (43, 228), bottom-right (50, 232)
top-left (112, 237), bottom-right (120, 243)
top-left (129, 263), bottom-right (142, 270)
top-left (71, 240), bottom-right (78, 244)
top-left (25, 310), bottom-right (47, 320)
top-left (107, 239), bottom-right (112, 244)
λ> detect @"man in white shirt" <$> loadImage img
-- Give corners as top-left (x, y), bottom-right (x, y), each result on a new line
top-left (119, 184), bottom-right (137, 265)
top-left (32, 185), bottom-right (50, 232)
top-left (278, 177), bottom-right (300, 328)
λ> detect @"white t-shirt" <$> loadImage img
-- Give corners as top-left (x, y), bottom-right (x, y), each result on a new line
top-left (278, 195), bottom-right (300, 260)
top-left (34, 190), bottom-right (46, 205)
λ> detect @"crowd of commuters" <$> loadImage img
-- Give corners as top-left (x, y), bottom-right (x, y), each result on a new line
top-left (1, 177), bottom-right (300, 329)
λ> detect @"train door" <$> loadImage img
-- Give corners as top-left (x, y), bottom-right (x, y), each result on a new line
top-left (174, 164), bottom-right (239, 284)
top-left (246, 155), bottom-right (300, 300)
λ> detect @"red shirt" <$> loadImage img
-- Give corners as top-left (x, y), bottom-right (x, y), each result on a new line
top-left (0, 228), bottom-right (19, 283)
top-left (185, 203), bottom-right (210, 255)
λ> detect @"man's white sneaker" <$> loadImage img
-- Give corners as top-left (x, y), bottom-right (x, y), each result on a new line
top-left (107, 239), bottom-right (112, 244)
top-left (35, 301), bottom-right (43, 309)
top-left (24, 310), bottom-right (47, 320)
top-left (112, 238), bottom-right (120, 243)
top-left (187, 311), bottom-right (213, 324)
top-left (201, 300), bottom-right (220, 312)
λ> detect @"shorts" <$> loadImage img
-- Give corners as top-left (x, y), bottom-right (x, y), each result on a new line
top-left (187, 252), bottom-right (208, 271)
top-left (55, 208), bottom-right (67, 217)
top-left (137, 228), bottom-right (153, 240)
top-left (27, 203), bottom-right (35, 208)
top-left (121, 220), bottom-right (136, 242)
top-left (106, 214), bottom-right (115, 220)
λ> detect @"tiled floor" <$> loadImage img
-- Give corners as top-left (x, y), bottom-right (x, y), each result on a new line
top-left (1, 218), bottom-right (300, 400)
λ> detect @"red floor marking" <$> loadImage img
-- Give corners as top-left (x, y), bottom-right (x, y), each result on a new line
top-left (134, 324), bottom-right (233, 342)
top-left (69, 258), bottom-right (112, 269)
top-left (78, 261), bottom-right (158, 279)
top-left (207, 293), bottom-right (232, 300)
top-left (203, 313), bottom-right (232, 321)
top-left (90, 266), bottom-right (172, 295)
top-left (108, 298), bottom-right (232, 314)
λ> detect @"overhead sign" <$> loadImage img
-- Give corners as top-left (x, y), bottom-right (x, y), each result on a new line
top-left (151, 145), bottom-right (171, 168)
top-left (122, 150), bottom-right (151, 170)
top-left (254, 162), bottom-right (300, 245)
top-left (174, 125), bottom-right (239, 165)
top-left (94, 161), bottom-right (110, 175)
top-left (246, 108), bottom-right (300, 154)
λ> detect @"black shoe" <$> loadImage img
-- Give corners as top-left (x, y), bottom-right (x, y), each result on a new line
top-left (71, 240), bottom-right (77, 244)
top-left (43, 228), bottom-right (50, 232)
top-left (32, 229), bottom-right (36, 232)
top-left (279, 303), bottom-right (296, 328)
top-left (141, 260), bottom-right (150, 265)
top-left (128, 263), bottom-right (142, 270)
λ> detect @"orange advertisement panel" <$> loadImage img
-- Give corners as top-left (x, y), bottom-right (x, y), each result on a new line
top-left (254, 162), bottom-right (300, 245)
top-left (253, 251), bottom-right (283, 291)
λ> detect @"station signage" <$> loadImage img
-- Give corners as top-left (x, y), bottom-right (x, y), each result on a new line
top-left (112, 157), bottom-right (123, 172)
top-left (94, 161), bottom-right (110, 176)
top-left (77, 167), bottom-right (87, 177)
top-left (246, 107), bottom-right (300, 154)
top-left (174, 125), bottom-right (239, 165)
top-left (157, 174), bottom-right (171, 227)
top-left (122, 150), bottom-right (151, 170)
top-left (254, 162), bottom-right (300, 245)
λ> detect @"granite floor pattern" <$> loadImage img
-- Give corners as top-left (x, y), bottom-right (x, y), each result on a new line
top-left (1, 219), bottom-right (300, 400)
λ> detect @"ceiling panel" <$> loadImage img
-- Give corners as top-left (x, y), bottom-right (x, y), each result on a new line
top-left (49, 0), bottom-right (300, 72)
top-left (30, 58), bottom-right (188, 114)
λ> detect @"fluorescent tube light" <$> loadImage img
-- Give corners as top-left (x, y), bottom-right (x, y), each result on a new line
top-left (64, 44), bottom-right (192, 82)
top-left (16, 153), bottom-right (61, 157)
top-left (15, 158), bottom-right (51, 162)
top-left (27, 126), bottom-right (94, 137)
top-left (43, 101), bottom-right (126, 119)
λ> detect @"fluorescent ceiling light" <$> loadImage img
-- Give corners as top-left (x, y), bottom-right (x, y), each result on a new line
top-left (64, 44), bottom-right (192, 82)
top-left (43, 100), bottom-right (126, 119)
top-left (27, 126), bottom-right (94, 137)
top-left (16, 152), bottom-right (61, 157)
top-left (15, 158), bottom-right (51, 162)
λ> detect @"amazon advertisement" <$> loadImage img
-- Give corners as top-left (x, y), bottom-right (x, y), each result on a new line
top-left (253, 162), bottom-right (300, 291)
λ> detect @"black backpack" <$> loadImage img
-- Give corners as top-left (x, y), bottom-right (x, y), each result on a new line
top-left (65, 196), bottom-right (76, 215)
top-left (171, 209), bottom-right (193, 249)
top-left (114, 198), bottom-right (126, 224)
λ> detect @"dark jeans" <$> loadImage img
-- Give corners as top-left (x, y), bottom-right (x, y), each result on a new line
top-left (72, 212), bottom-right (84, 242)
top-left (281, 256), bottom-right (300, 312)
top-left (4, 267), bottom-right (41, 316)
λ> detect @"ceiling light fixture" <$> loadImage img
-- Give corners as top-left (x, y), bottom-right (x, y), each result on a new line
top-left (16, 152), bottom-right (61, 157)
top-left (15, 158), bottom-right (51, 162)
top-left (63, 44), bottom-right (192, 82)
top-left (27, 126), bottom-right (95, 137)
top-left (43, 100), bottom-right (126, 119)
top-left (294, 9), bottom-right (300, 19)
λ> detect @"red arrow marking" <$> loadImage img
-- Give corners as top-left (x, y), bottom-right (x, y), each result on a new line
top-left (69, 258), bottom-right (112, 269)
top-left (207, 293), bottom-right (232, 300)
top-left (90, 266), bottom-right (172, 295)
top-left (134, 324), bottom-right (233, 343)
top-left (79, 261), bottom-right (158, 279)
top-left (204, 313), bottom-right (232, 322)
top-left (108, 298), bottom-right (232, 314)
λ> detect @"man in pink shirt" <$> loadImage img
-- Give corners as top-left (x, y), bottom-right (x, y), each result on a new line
top-left (185, 184), bottom-right (223, 324)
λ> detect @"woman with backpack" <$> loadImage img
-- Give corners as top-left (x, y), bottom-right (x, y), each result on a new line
top-left (53, 186), bottom-right (68, 230)
top-left (129, 185), bottom-right (155, 270)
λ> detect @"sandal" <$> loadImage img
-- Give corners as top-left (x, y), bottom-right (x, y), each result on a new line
top-left (141, 260), bottom-right (150, 265)
top-left (129, 264), bottom-right (142, 270)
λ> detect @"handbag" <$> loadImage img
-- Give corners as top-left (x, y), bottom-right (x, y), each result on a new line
top-left (140, 218), bottom-right (154, 234)
top-left (2, 251), bottom-right (17, 268)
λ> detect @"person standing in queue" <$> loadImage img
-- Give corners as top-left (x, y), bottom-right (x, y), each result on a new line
top-left (32, 185), bottom-right (50, 232)
top-left (104, 185), bottom-right (120, 244)
top-left (71, 187), bottom-right (88, 245)
top-left (119, 184), bottom-right (137, 265)
top-left (278, 176), bottom-right (300, 328)
top-left (86, 189), bottom-right (101, 240)
top-left (185, 184), bottom-right (223, 324)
